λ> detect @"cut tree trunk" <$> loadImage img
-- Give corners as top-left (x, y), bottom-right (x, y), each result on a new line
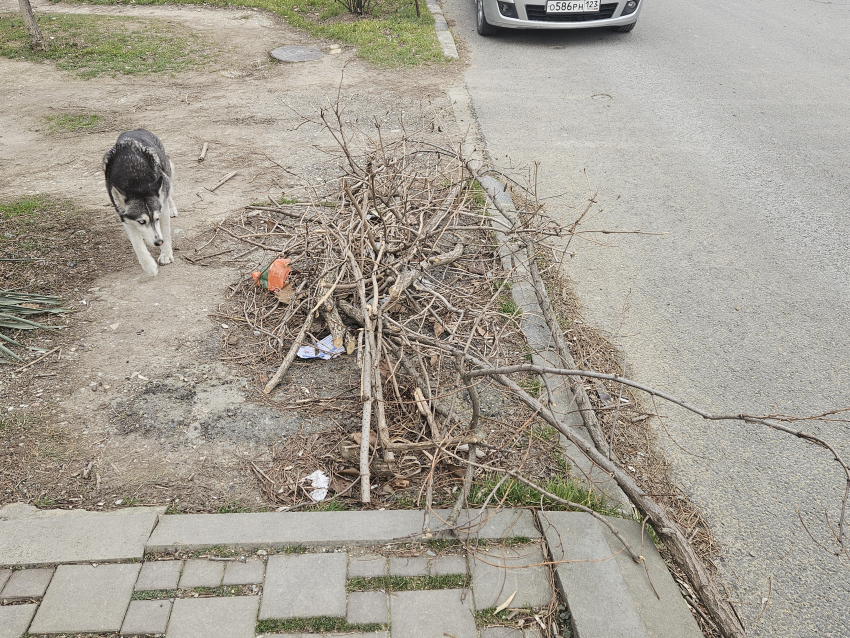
top-left (18, 0), bottom-right (45, 50)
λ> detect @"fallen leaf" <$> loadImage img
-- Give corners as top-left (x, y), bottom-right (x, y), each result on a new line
top-left (429, 354), bottom-right (439, 368)
top-left (495, 591), bottom-right (517, 613)
top-left (476, 325), bottom-right (486, 336)
top-left (433, 319), bottom-right (445, 338)
top-left (351, 431), bottom-right (377, 448)
top-left (345, 334), bottom-right (357, 355)
top-left (273, 284), bottom-right (295, 304)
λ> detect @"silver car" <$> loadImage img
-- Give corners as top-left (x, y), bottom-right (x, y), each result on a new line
top-left (475, 0), bottom-right (642, 34)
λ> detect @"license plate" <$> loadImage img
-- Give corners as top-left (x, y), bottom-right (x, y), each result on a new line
top-left (545, 0), bottom-right (599, 12)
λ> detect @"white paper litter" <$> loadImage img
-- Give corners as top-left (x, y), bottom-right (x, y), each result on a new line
top-left (302, 470), bottom-right (330, 501)
top-left (297, 334), bottom-right (345, 360)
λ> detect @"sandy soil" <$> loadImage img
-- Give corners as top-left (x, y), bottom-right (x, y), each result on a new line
top-left (0, 0), bottom-right (464, 511)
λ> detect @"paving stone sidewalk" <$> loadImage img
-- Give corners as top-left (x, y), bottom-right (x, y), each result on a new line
top-left (0, 504), bottom-right (701, 638)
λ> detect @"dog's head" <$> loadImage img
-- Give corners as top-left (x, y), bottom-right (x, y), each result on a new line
top-left (110, 183), bottom-right (166, 247)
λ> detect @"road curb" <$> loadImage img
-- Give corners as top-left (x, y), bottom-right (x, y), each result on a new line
top-left (446, 86), bottom-right (630, 510)
top-left (426, 0), bottom-right (460, 59)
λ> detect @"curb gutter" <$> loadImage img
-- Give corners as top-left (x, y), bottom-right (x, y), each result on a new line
top-left (427, 0), bottom-right (460, 59)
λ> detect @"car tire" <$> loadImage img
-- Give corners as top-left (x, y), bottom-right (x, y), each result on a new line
top-left (476, 0), bottom-right (499, 36)
top-left (610, 21), bottom-right (637, 32)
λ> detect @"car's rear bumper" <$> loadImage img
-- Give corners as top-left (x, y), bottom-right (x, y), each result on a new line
top-left (483, 0), bottom-right (643, 29)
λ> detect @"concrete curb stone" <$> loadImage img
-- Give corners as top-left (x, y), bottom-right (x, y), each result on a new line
top-left (29, 563), bottom-right (140, 634)
top-left (0, 569), bottom-right (10, 592)
top-left (0, 567), bottom-right (54, 599)
top-left (222, 558), bottom-right (265, 585)
top-left (259, 552), bottom-right (347, 620)
top-left (135, 559), bottom-right (183, 591)
top-left (178, 559), bottom-right (225, 588)
top-left (389, 556), bottom-right (429, 576)
top-left (431, 555), bottom-right (467, 576)
top-left (167, 595), bottom-right (259, 638)
top-left (346, 590), bottom-right (389, 624)
top-left (347, 554), bottom-right (388, 577)
top-left (146, 508), bottom-right (538, 552)
top-left (0, 603), bottom-right (38, 638)
top-left (389, 589), bottom-right (477, 638)
top-left (0, 508), bottom-right (158, 566)
top-left (468, 546), bottom-right (553, 611)
top-left (120, 599), bottom-right (172, 635)
top-left (539, 511), bottom-right (702, 638)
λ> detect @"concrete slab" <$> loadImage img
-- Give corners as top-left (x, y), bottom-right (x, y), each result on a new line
top-left (431, 555), bottom-right (467, 576)
top-left (0, 508), bottom-right (158, 566)
top-left (259, 553), bottom-right (347, 620)
top-left (347, 590), bottom-right (388, 625)
top-left (223, 558), bottom-right (265, 585)
top-left (389, 556), bottom-right (428, 577)
top-left (469, 545), bottom-right (552, 610)
top-left (121, 599), bottom-right (172, 635)
top-left (539, 511), bottom-right (702, 638)
top-left (29, 563), bottom-right (140, 634)
top-left (450, 509), bottom-right (541, 542)
top-left (167, 596), bottom-right (259, 638)
top-left (389, 589), bottom-right (477, 638)
top-left (348, 554), bottom-right (387, 578)
top-left (146, 509), bottom-right (536, 551)
top-left (0, 567), bottom-right (54, 599)
top-left (179, 559), bottom-right (224, 588)
top-left (0, 603), bottom-right (37, 638)
top-left (135, 560), bottom-right (183, 591)
top-left (0, 569), bottom-right (10, 591)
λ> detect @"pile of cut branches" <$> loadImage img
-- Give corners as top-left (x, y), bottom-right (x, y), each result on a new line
top-left (215, 103), bottom-right (850, 638)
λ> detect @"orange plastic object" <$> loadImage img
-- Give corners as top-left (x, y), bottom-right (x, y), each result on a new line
top-left (251, 258), bottom-right (291, 292)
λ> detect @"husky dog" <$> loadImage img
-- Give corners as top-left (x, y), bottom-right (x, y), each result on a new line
top-left (103, 129), bottom-right (178, 276)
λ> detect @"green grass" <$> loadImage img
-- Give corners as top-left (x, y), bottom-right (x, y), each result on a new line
top-left (306, 496), bottom-right (351, 511)
top-left (0, 196), bottom-right (54, 221)
top-left (51, 0), bottom-right (445, 68)
top-left (216, 498), bottom-right (253, 514)
top-left (468, 179), bottom-right (488, 210)
top-left (46, 113), bottom-right (102, 134)
top-left (33, 495), bottom-right (59, 508)
top-left (132, 588), bottom-right (178, 600)
top-left (190, 546), bottom-right (243, 558)
top-left (282, 543), bottom-right (306, 554)
top-left (347, 574), bottom-right (466, 592)
top-left (519, 376), bottom-right (542, 398)
top-left (426, 538), bottom-right (460, 551)
top-left (498, 297), bottom-right (521, 317)
top-left (468, 474), bottom-right (618, 516)
top-left (0, 13), bottom-right (209, 78)
top-left (256, 618), bottom-right (386, 634)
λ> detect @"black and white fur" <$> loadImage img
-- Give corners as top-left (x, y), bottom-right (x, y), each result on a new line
top-left (103, 129), bottom-right (177, 276)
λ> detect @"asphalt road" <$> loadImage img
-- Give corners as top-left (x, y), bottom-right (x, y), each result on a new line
top-left (441, 0), bottom-right (850, 634)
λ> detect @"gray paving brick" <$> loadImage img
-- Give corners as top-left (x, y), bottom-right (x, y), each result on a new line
top-left (431, 555), bottom-right (467, 576)
top-left (178, 559), bottom-right (224, 588)
top-left (347, 590), bottom-right (388, 624)
top-left (348, 554), bottom-right (387, 577)
top-left (0, 509), bottom-right (158, 566)
top-left (145, 509), bottom-right (537, 551)
top-left (0, 569), bottom-right (11, 591)
top-left (135, 560), bottom-right (183, 591)
top-left (222, 558), bottom-right (265, 585)
top-left (389, 556), bottom-right (428, 577)
top-left (29, 563), bottom-right (140, 634)
top-left (0, 603), bottom-right (37, 638)
top-left (121, 599), bottom-right (172, 635)
top-left (469, 546), bottom-right (552, 611)
top-left (390, 589), bottom-right (477, 638)
top-left (167, 596), bottom-right (259, 638)
top-left (259, 553), bottom-right (347, 620)
top-left (480, 628), bottom-right (540, 638)
top-left (539, 511), bottom-right (702, 638)
top-left (0, 568), bottom-right (54, 599)
top-left (262, 634), bottom-right (388, 638)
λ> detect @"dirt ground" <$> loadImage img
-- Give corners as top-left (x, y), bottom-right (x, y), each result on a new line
top-left (0, 0), bottom-right (466, 512)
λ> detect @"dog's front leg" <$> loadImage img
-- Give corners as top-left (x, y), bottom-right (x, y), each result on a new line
top-left (158, 206), bottom-right (174, 265)
top-left (123, 223), bottom-right (158, 276)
